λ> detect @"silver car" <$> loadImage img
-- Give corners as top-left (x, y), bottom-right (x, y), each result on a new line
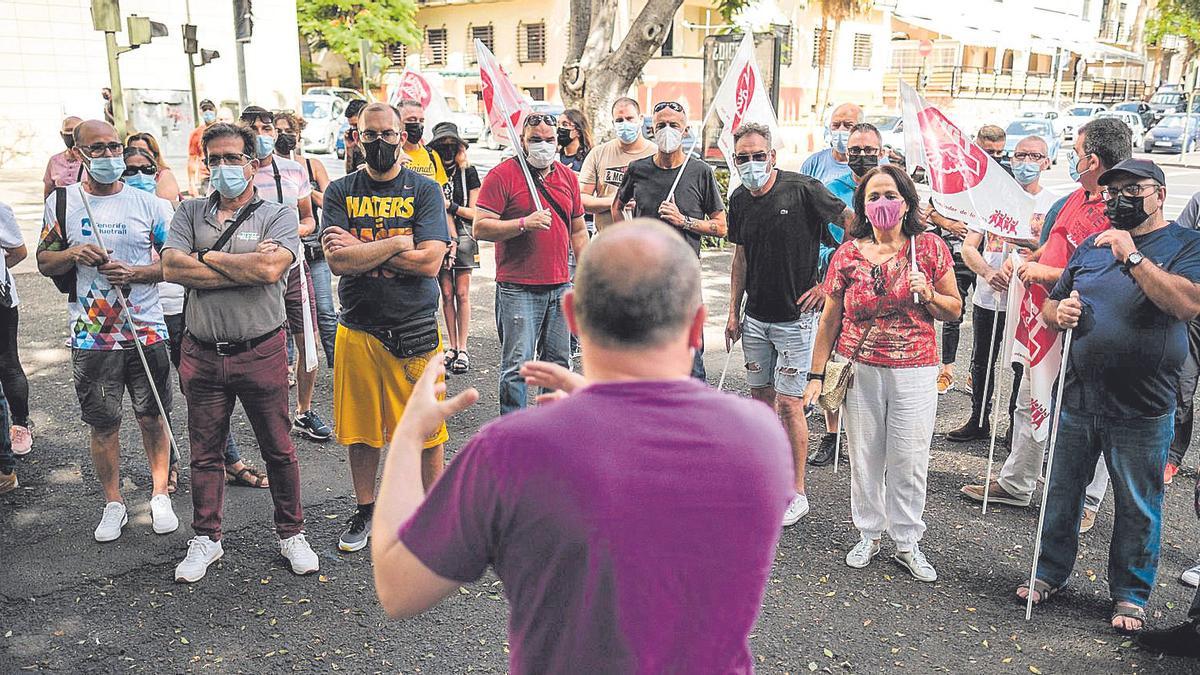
top-left (301, 94), bottom-right (347, 154)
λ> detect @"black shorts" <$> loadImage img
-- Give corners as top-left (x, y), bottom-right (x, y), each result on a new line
top-left (72, 342), bottom-right (172, 429)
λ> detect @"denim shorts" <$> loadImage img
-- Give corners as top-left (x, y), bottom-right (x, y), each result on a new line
top-left (741, 313), bottom-right (818, 397)
top-left (72, 341), bottom-right (172, 429)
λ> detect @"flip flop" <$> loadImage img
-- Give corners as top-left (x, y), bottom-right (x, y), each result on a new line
top-left (1111, 603), bottom-right (1146, 635)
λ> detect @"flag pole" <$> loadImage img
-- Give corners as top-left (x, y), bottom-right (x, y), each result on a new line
top-left (666, 102), bottom-right (720, 202)
top-left (981, 241), bottom-right (1009, 514)
top-left (1025, 327), bottom-right (1073, 620)
top-left (833, 405), bottom-right (843, 474)
top-left (476, 39), bottom-right (543, 211)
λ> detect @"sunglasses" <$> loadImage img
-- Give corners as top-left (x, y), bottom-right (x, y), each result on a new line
top-left (653, 101), bottom-right (684, 114)
top-left (122, 165), bottom-right (157, 177)
top-left (732, 151), bottom-right (769, 165)
top-left (240, 111), bottom-right (274, 125)
top-left (524, 113), bottom-right (557, 127)
top-left (870, 264), bottom-right (887, 296)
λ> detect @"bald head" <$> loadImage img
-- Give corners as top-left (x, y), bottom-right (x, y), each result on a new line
top-left (574, 220), bottom-right (701, 349)
top-left (61, 116), bottom-right (82, 134)
top-left (73, 120), bottom-right (119, 148)
top-left (830, 103), bottom-right (864, 130)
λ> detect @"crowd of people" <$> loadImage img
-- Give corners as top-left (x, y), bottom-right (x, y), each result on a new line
top-left (1, 86), bottom-right (1199, 668)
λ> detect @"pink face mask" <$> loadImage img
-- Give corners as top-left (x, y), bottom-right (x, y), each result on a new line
top-left (866, 197), bottom-right (905, 230)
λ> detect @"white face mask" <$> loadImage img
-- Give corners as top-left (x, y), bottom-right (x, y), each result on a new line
top-left (525, 140), bottom-right (557, 169)
top-left (655, 126), bottom-right (683, 153)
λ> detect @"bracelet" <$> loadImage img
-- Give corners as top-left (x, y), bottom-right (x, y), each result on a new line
top-left (518, 217), bottom-right (526, 232)
top-left (446, 203), bottom-right (457, 216)
top-left (807, 372), bottom-right (825, 382)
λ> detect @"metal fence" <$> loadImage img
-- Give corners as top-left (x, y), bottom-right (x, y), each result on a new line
top-left (884, 66), bottom-right (1148, 104)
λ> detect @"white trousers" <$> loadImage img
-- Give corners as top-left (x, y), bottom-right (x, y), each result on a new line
top-left (844, 362), bottom-right (938, 550)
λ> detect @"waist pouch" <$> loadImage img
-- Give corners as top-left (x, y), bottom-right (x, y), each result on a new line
top-left (364, 314), bottom-right (439, 359)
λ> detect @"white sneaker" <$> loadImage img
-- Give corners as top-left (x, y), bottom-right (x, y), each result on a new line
top-left (94, 501), bottom-right (128, 542)
top-left (895, 545), bottom-right (938, 582)
top-left (782, 493), bottom-right (810, 527)
top-left (846, 536), bottom-right (881, 568)
top-left (175, 536), bottom-right (224, 583)
top-left (280, 533), bottom-right (319, 575)
top-left (150, 493), bottom-right (179, 534)
top-left (1181, 563), bottom-right (1200, 588)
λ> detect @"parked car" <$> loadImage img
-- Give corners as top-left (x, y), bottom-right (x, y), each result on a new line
top-left (335, 119), bottom-right (349, 160)
top-left (301, 94), bottom-right (347, 154)
top-left (1143, 113), bottom-right (1200, 153)
top-left (1003, 118), bottom-right (1060, 164)
top-left (1094, 109), bottom-right (1147, 149)
top-left (1113, 101), bottom-right (1154, 128)
top-left (866, 114), bottom-right (905, 152)
top-left (304, 86), bottom-right (366, 104)
top-left (1060, 103), bottom-right (1107, 141)
top-left (1149, 90), bottom-right (1188, 124)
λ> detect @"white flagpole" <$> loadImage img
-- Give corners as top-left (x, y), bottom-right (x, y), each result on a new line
top-left (833, 405), bottom-right (843, 474)
top-left (1025, 327), bottom-right (1073, 621)
top-left (297, 260), bottom-right (318, 372)
top-left (76, 185), bottom-right (181, 461)
top-left (911, 233), bottom-right (920, 304)
top-left (981, 242), bottom-right (1010, 514)
top-left (665, 102), bottom-right (720, 202)
top-left (716, 348), bottom-right (734, 391)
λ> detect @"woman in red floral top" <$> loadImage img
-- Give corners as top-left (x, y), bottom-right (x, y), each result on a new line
top-left (803, 165), bottom-right (961, 582)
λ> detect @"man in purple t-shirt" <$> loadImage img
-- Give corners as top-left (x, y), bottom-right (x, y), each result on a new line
top-left (370, 219), bottom-right (793, 673)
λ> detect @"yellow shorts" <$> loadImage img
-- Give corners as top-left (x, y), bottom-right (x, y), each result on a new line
top-left (332, 324), bottom-right (448, 450)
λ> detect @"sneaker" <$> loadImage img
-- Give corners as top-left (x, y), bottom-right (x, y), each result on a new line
top-left (894, 545), bottom-right (938, 582)
top-left (1164, 462), bottom-right (1179, 485)
top-left (293, 410), bottom-right (332, 442)
top-left (946, 419), bottom-right (991, 442)
top-left (1079, 507), bottom-right (1098, 534)
top-left (960, 480), bottom-right (1031, 507)
top-left (807, 432), bottom-right (838, 467)
top-left (0, 469), bottom-right (16, 494)
top-left (1136, 619), bottom-right (1200, 657)
top-left (10, 425), bottom-right (32, 456)
top-left (280, 533), bottom-right (320, 575)
top-left (963, 374), bottom-right (974, 396)
top-left (175, 536), bottom-right (224, 583)
top-left (150, 493), bottom-right (179, 534)
top-left (338, 510), bottom-right (371, 552)
top-left (782, 493), bottom-right (810, 527)
top-left (937, 371), bottom-right (954, 395)
top-left (94, 501), bottom-right (128, 542)
top-left (1180, 562), bottom-right (1200, 588)
top-left (846, 536), bottom-right (881, 568)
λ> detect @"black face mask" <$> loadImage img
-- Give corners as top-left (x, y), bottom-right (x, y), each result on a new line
top-left (557, 128), bottom-right (574, 147)
top-left (404, 122), bottom-right (424, 144)
top-left (275, 133), bottom-right (297, 155)
top-left (62, 134), bottom-right (75, 149)
top-left (848, 154), bottom-right (877, 178)
top-left (431, 143), bottom-right (457, 167)
top-left (364, 139), bottom-right (399, 173)
top-left (1105, 194), bottom-right (1151, 230)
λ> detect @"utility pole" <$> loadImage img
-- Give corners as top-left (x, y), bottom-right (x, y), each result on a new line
top-left (183, 4), bottom-right (220, 125)
top-left (233, 0), bottom-right (253, 108)
top-left (91, 0), bottom-right (168, 138)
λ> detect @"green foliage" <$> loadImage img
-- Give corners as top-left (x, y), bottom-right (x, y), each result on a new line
top-left (297, 0), bottom-right (422, 66)
top-left (1146, 0), bottom-right (1200, 47)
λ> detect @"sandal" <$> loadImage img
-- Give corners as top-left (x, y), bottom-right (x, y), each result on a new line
top-left (1111, 602), bottom-right (1146, 635)
top-left (443, 349), bottom-right (458, 369)
top-left (1016, 579), bottom-right (1063, 606)
top-left (225, 464), bottom-right (270, 489)
top-left (167, 463), bottom-right (179, 495)
top-left (451, 350), bottom-right (470, 375)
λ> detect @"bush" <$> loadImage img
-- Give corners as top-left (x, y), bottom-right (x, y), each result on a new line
top-left (703, 165), bottom-right (731, 251)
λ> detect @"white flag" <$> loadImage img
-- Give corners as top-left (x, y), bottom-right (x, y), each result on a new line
top-left (712, 34), bottom-right (780, 190)
top-left (900, 82), bottom-right (1034, 241)
top-left (474, 39), bottom-right (532, 146)
top-left (1004, 250), bottom-right (1061, 442)
top-left (387, 70), bottom-right (455, 142)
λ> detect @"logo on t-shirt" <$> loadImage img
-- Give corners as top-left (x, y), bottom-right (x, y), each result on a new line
top-left (603, 166), bottom-right (628, 188)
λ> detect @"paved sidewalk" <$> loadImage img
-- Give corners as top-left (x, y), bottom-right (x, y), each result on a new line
top-left (0, 167), bottom-right (51, 276)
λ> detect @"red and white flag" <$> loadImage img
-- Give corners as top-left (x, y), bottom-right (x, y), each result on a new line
top-left (900, 82), bottom-right (1034, 241)
top-left (712, 34), bottom-right (779, 189)
top-left (387, 70), bottom-right (454, 139)
top-left (1002, 250), bottom-right (1060, 442)
top-left (474, 39), bottom-right (532, 147)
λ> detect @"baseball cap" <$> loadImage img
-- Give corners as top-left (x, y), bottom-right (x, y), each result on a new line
top-left (1098, 158), bottom-right (1166, 186)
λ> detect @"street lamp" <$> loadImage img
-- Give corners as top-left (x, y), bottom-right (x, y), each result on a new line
top-left (90, 0), bottom-right (168, 138)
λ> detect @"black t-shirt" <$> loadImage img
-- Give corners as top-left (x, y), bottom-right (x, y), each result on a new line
top-left (616, 156), bottom-right (725, 256)
top-left (322, 167), bottom-right (450, 330)
top-left (727, 170), bottom-right (847, 323)
top-left (441, 164), bottom-right (481, 234)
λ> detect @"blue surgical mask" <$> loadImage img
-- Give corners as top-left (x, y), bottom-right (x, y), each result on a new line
top-left (84, 156), bottom-right (125, 185)
top-left (201, 110), bottom-right (216, 124)
top-left (211, 164), bottom-right (251, 199)
top-left (124, 173), bottom-right (157, 193)
top-left (830, 129), bottom-right (850, 154)
top-left (614, 120), bottom-right (640, 144)
top-left (737, 160), bottom-right (772, 191)
top-left (255, 134), bottom-right (276, 159)
top-left (1013, 162), bottom-right (1041, 186)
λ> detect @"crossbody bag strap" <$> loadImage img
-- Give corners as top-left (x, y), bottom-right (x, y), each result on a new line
top-left (531, 170), bottom-right (571, 230)
top-left (304, 157), bottom-right (320, 230)
top-left (212, 200), bottom-right (265, 253)
top-left (271, 159), bottom-right (283, 203)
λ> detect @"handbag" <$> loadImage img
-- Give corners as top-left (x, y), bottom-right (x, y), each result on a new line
top-left (365, 313), bottom-right (440, 360)
top-left (818, 326), bottom-right (874, 411)
top-left (49, 186), bottom-right (76, 300)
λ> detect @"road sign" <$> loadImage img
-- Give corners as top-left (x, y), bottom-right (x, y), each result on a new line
top-left (918, 39), bottom-right (933, 58)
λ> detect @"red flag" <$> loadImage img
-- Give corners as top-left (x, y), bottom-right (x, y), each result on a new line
top-left (475, 39), bottom-right (531, 142)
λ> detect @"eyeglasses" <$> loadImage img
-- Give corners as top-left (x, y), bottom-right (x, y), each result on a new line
top-left (359, 130), bottom-right (401, 143)
top-left (122, 165), bottom-right (157, 177)
top-left (524, 114), bottom-right (557, 127)
top-left (1012, 152), bottom-right (1047, 162)
top-left (1101, 183), bottom-right (1161, 200)
top-left (984, 149), bottom-right (1006, 158)
top-left (847, 146), bottom-right (880, 157)
top-left (732, 151), bottom-right (769, 165)
top-left (652, 101), bottom-right (684, 114)
top-left (80, 142), bottom-right (125, 157)
top-left (240, 111), bottom-right (274, 125)
top-left (204, 153), bottom-right (251, 167)
top-left (870, 264), bottom-right (887, 296)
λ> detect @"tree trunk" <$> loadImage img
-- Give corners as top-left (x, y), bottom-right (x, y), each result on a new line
top-left (560, 0), bottom-right (684, 140)
top-left (812, 15), bottom-right (829, 116)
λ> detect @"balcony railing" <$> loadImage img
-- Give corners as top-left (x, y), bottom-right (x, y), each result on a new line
top-left (883, 66), bottom-right (1147, 104)
top-left (1098, 20), bottom-right (1131, 45)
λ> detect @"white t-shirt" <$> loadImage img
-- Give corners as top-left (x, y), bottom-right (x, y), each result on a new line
top-left (0, 201), bottom-right (24, 307)
top-left (973, 188), bottom-right (1060, 311)
top-left (149, 196), bottom-right (185, 316)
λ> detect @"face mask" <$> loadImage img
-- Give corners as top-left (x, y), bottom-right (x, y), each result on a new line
top-left (557, 128), bottom-right (574, 147)
top-left (1068, 151), bottom-right (1092, 183)
top-left (255, 134), bottom-right (275, 159)
top-left (404, 122), bottom-right (424, 144)
top-left (1105, 194), bottom-right (1153, 230)
top-left (1013, 162), bottom-right (1042, 186)
top-left (84, 156), bottom-right (125, 185)
top-left (615, 120), bottom-right (640, 144)
top-left (363, 139), bottom-right (399, 173)
top-left (830, 129), bottom-right (850, 154)
top-left (848, 154), bottom-right (877, 178)
top-left (201, 111), bottom-right (216, 124)
top-left (61, 134), bottom-right (75, 149)
top-left (525, 140), bottom-right (557, 169)
top-left (866, 197), bottom-right (905, 230)
top-left (654, 126), bottom-right (683, 153)
top-left (432, 144), bottom-right (457, 166)
top-left (275, 133), bottom-right (297, 155)
top-left (124, 173), bottom-right (157, 193)
top-left (737, 160), bottom-right (772, 191)
top-left (211, 164), bottom-right (251, 199)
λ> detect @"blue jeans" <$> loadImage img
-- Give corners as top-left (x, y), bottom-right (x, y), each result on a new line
top-left (308, 257), bottom-right (339, 367)
top-left (495, 282), bottom-right (570, 415)
top-left (1036, 408), bottom-right (1173, 607)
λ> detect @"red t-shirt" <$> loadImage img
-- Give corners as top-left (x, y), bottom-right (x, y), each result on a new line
top-left (188, 125), bottom-right (209, 180)
top-left (822, 232), bottom-right (954, 368)
top-left (1041, 188), bottom-right (1109, 273)
top-left (476, 158), bottom-right (583, 285)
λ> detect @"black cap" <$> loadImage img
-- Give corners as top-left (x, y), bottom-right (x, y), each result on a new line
top-left (1098, 158), bottom-right (1166, 186)
top-left (428, 122), bottom-right (464, 147)
top-left (199, 99), bottom-right (216, 111)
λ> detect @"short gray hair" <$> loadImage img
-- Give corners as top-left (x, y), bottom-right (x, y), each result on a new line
top-left (733, 122), bottom-right (772, 148)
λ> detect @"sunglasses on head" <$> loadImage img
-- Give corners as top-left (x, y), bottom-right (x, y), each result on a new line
top-left (524, 113), bottom-right (557, 127)
top-left (240, 111), bottom-right (274, 125)
top-left (653, 101), bottom-right (684, 114)
top-left (122, 165), bottom-right (157, 177)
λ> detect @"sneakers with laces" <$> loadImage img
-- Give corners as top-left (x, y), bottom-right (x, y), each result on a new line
top-left (1180, 562), bottom-right (1200, 588)
top-left (10, 425), bottom-right (32, 456)
top-left (338, 510), bottom-right (372, 552)
top-left (175, 536), bottom-right (224, 583)
top-left (150, 493), bottom-right (179, 534)
top-left (936, 371), bottom-right (954, 395)
top-left (94, 501), bottom-right (128, 542)
top-left (1079, 507), bottom-right (1098, 534)
top-left (959, 480), bottom-right (1031, 507)
top-left (293, 410), bottom-right (332, 441)
top-left (280, 533), bottom-right (320, 574)
top-left (846, 536), bottom-right (881, 568)
top-left (0, 469), bottom-right (17, 494)
top-left (894, 545), bottom-right (938, 582)
top-left (782, 493), bottom-right (810, 527)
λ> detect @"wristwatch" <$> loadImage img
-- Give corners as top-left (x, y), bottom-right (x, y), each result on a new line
top-left (197, 248), bottom-right (212, 264)
top-left (1124, 251), bottom-right (1145, 270)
